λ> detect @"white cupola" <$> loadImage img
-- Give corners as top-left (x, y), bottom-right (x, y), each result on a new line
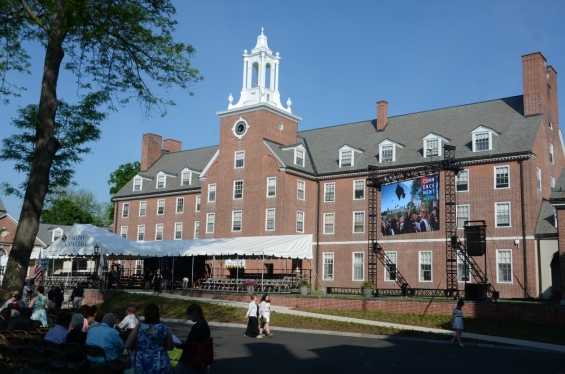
top-left (227, 28), bottom-right (292, 113)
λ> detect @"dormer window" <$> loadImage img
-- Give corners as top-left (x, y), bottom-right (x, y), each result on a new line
top-left (422, 133), bottom-right (448, 159)
top-left (52, 229), bottom-right (63, 242)
top-left (295, 149), bottom-right (304, 167)
top-left (157, 175), bottom-right (165, 189)
top-left (471, 126), bottom-right (498, 152)
top-left (133, 178), bottom-right (142, 191)
top-left (378, 139), bottom-right (403, 163)
top-left (181, 171), bottom-right (191, 186)
top-left (338, 145), bottom-right (363, 167)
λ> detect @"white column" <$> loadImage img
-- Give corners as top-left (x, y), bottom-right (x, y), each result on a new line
top-left (247, 61), bottom-right (253, 88)
top-left (269, 63), bottom-right (275, 90)
top-left (260, 52), bottom-right (265, 87)
top-left (274, 62), bottom-right (279, 92)
top-left (242, 60), bottom-right (247, 89)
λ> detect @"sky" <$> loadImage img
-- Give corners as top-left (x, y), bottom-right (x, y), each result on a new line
top-left (2, 0), bottom-right (565, 219)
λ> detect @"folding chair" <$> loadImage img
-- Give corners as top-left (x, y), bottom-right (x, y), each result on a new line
top-left (0, 361), bottom-right (16, 374)
top-left (5, 337), bottom-right (24, 347)
top-left (0, 330), bottom-right (14, 337)
top-left (13, 330), bottom-right (29, 339)
top-left (23, 337), bottom-right (42, 348)
top-left (42, 339), bottom-right (61, 351)
top-left (0, 345), bottom-right (25, 373)
top-left (0, 333), bottom-right (7, 346)
top-left (17, 346), bottom-right (46, 370)
top-left (29, 331), bottom-right (44, 341)
top-left (43, 347), bottom-right (68, 373)
top-left (83, 344), bottom-right (110, 374)
top-left (60, 342), bottom-right (87, 374)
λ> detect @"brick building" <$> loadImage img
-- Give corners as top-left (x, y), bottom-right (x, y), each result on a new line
top-left (113, 31), bottom-right (562, 299)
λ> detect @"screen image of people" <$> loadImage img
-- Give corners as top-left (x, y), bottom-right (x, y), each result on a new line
top-left (380, 174), bottom-right (439, 236)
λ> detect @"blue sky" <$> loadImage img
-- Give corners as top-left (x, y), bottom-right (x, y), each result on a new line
top-left (2, 0), bottom-right (565, 219)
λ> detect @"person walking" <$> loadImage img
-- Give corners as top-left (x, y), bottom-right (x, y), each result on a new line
top-left (152, 269), bottom-right (163, 294)
top-left (243, 294), bottom-right (262, 338)
top-left (71, 281), bottom-right (85, 309)
top-left (144, 267), bottom-right (153, 290)
top-left (174, 303), bottom-right (211, 374)
top-left (259, 294), bottom-right (273, 337)
top-left (28, 285), bottom-right (48, 327)
top-left (450, 300), bottom-right (465, 347)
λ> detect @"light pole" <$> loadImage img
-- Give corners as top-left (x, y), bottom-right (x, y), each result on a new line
top-left (172, 251), bottom-right (180, 290)
top-left (93, 244), bottom-right (100, 288)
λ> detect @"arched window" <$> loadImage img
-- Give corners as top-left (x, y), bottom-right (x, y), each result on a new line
top-left (252, 62), bottom-right (259, 87)
top-left (265, 63), bottom-right (271, 89)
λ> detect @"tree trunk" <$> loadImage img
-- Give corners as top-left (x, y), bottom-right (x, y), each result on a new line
top-left (0, 4), bottom-right (66, 302)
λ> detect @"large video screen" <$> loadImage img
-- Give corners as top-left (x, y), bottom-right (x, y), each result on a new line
top-left (380, 174), bottom-right (439, 236)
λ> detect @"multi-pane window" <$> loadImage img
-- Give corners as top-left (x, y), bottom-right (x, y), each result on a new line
top-left (381, 145), bottom-right (393, 162)
top-left (176, 197), bottom-right (184, 213)
top-left (206, 213), bottom-right (215, 233)
top-left (232, 210), bottom-right (242, 232)
top-left (267, 177), bottom-right (276, 197)
top-left (235, 150), bottom-right (245, 168)
top-left (157, 175), bottom-right (165, 189)
top-left (495, 202), bottom-right (510, 227)
top-left (194, 221), bottom-right (200, 239)
top-left (456, 205), bottom-right (469, 229)
top-left (497, 250), bottom-right (512, 283)
top-left (181, 171), bottom-right (191, 186)
top-left (456, 170), bottom-right (469, 191)
top-left (354, 180), bottom-right (365, 199)
top-left (297, 180), bottom-right (305, 200)
top-left (353, 211), bottom-right (365, 233)
top-left (155, 224), bottom-right (163, 241)
top-left (234, 180), bottom-right (244, 199)
top-left (53, 229), bottom-right (63, 242)
top-left (550, 143), bottom-right (554, 164)
top-left (135, 260), bottom-right (143, 275)
top-left (324, 183), bottom-right (335, 202)
top-left (495, 166), bottom-right (509, 188)
top-left (474, 132), bottom-right (489, 151)
top-left (78, 261), bottom-right (87, 271)
top-left (537, 168), bottom-right (542, 191)
top-left (139, 201), bottom-right (147, 216)
top-left (419, 251), bottom-right (432, 282)
top-left (196, 195), bottom-right (201, 212)
top-left (133, 178), bottom-right (141, 191)
top-left (137, 225), bottom-right (145, 241)
top-left (120, 226), bottom-right (128, 238)
top-left (457, 250), bottom-right (470, 282)
top-left (266, 209), bottom-right (275, 231)
top-left (352, 252), bottom-right (364, 281)
top-left (174, 223), bottom-right (183, 240)
top-left (384, 251), bottom-right (397, 281)
top-left (425, 139), bottom-right (439, 156)
top-left (551, 176), bottom-right (555, 188)
top-left (324, 213), bottom-right (335, 234)
top-left (157, 199), bottom-right (165, 215)
top-left (323, 253), bottom-right (334, 280)
top-left (122, 203), bottom-right (129, 218)
top-left (208, 184), bottom-right (216, 202)
top-left (340, 150), bottom-right (352, 167)
top-left (296, 211), bottom-right (304, 233)
top-left (295, 149), bottom-right (304, 166)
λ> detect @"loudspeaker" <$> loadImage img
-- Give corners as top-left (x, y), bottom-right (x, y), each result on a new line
top-left (465, 226), bottom-right (486, 256)
top-left (465, 283), bottom-right (485, 301)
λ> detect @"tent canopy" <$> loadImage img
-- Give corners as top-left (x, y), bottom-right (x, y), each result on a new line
top-left (138, 234), bottom-right (313, 259)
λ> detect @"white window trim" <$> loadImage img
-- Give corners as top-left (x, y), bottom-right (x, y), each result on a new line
top-left (133, 177), bottom-right (142, 191)
top-left (322, 252), bottom-right (334, 281)
top-left (155, 223), bottom-right (164, 241)
top-left (232, 210), bottom-right (243, 232)
top-left (157, 199), bottom-right (165, 215)
top-left (456, 169), bottom-right (469, 192)
top-left (176, 197), bottom-right (184, 214)
top-left (156, 173), bottom-right (167, 189)
top-left (294, 148), bottom-right (305, 167)
top-left (208, 184), bottom-right (216, 203)
top-left (496, 249), bottom-right (513, 284)
top-left (206, 213), bottom-right (215, 233)
top-left (194, 221), bottom-right (200, 239)
top-left (537, 167), bottom-right (542, 192)
top-left (495, 202), bottom-right (511, 228)
top-left (471, 126), bottom-right (498, 152)
top-left (456, 204), bottom-right (470, 230)
top-left (353, 180), bottom-right (365, 200)
top-left (494, 165), bottom-right (510, 189)
top-left (296, 210), bottom-right (305, 233)
top-left (384, 251), bottom-right (398, 282)
top-left (52, 229), bottom-right (63, 242)
top-left (174, 222), bottom-right (183, 240)
top-left (120, 226), bottom-right (128, 238)
top-left (265, 208), bottom-right (276, 231)
top-left (137, 225), bottom-right (145, 242)
top-left (181, 169), bottom-right (192, 186)
top-left (353, 211), bottom-right (365, 233)
top-left (422, 133), bottom-right (448, 158)
top-left (139, 201), bottom-right (147, 217)
top-left (234, 150), bottom-right (245, 169)
top-left (122, 203), bottom-right (129, 218)
top-left (419, 251), bottom-right (433, 282)
top-left (338, 145), bottom-right (363, 168)
top-left (456, 250), bottom-right (471, 283)
top-left (233, 180), bottom-right (244, 200)
top-left (378, 139), bottom-right (403, 163)
top-left (550, 143), bottom-right (554, 164)
top-left (297, 180), bottom-right (306, 200)
top-left (196, 195), bottom-right (201, 212)
top-left (324, 182), bottom-right (335, 202)
top-left (266, 177), bottom-right (276, 198)
top-left (549, 121), bottom-right (553, 129)
top-left (352, 252), bottom-right (365, 281)
top-left (551, 176), bottom-right (555, 189)
top-left (323, 213), bottom-right (335, 234)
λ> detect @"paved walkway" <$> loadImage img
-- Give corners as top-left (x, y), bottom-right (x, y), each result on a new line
top-left (127, 290), bottom-right (565, 353)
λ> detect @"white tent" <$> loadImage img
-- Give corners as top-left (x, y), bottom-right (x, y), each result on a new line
top-left (137, 234), bottom-right (313, 259)
top-left (44, 224), bottom-right (163, 258)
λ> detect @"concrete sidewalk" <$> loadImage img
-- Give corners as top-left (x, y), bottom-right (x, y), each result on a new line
top-left (127, 290), bottom-right (565, 353)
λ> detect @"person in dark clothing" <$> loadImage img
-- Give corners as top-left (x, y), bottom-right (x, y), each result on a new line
top-left (0, 308), bottom-right (11, 330)
top-left (162, 266), bottom-right (172, 290)
top-left (66, 314), bottom-right (87, 345)
top-left (7, 308), bottom-right (34, 332)
top-left (175, 303), bottom-right (211, 374)
top-left (71, 281), bottom-right (85, 309)
top-left (55, 282), bottom-right (65, 309)
top-left (47, 285), bottom-right (57, 310)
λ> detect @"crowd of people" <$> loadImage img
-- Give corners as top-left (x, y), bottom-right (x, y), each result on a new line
top-left (381, 203), bottom-right (440, 236)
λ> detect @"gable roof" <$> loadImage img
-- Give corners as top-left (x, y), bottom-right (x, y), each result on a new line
top-left (535, 200), bottom-right (557, 237)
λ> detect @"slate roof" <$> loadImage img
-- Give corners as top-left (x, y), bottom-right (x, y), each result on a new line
top-left (549, 167), bottom-right (565, 202)
top-left (535, 200), bottom-right (557, 237)
top-left (36, 223), bottom-right (73, 246)
top-left (114, 145), bottom-right (219, 198)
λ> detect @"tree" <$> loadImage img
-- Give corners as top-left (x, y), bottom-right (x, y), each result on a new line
top-left (43, 187), bottom-right (113, 226)
top-left (107, 161), bottom-right (141, 221)
top-left (0, 1), bottom-right (202, 300)
top-left (41, 198), bottom-right (95, 225)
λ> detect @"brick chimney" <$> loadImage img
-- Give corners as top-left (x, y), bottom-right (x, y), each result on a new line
top-left (140, 133), bottom-right (162, 172)
top-left (522, 52), bottom-right (552, 117)
top-left (546, 65), bottom-right (559, 127)
top-left (163, 139), bottom-right (182, 153)
top-left (377, 101), bottom-right (388, 131)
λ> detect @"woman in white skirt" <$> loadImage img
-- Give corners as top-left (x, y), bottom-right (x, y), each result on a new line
top-left (450, 300), bottom-right (465, 346)
top-left (259, 294), bottom-right (273, 337)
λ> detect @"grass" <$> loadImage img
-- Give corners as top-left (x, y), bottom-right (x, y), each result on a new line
top-left (98, 292), bottom-right (562, 346)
